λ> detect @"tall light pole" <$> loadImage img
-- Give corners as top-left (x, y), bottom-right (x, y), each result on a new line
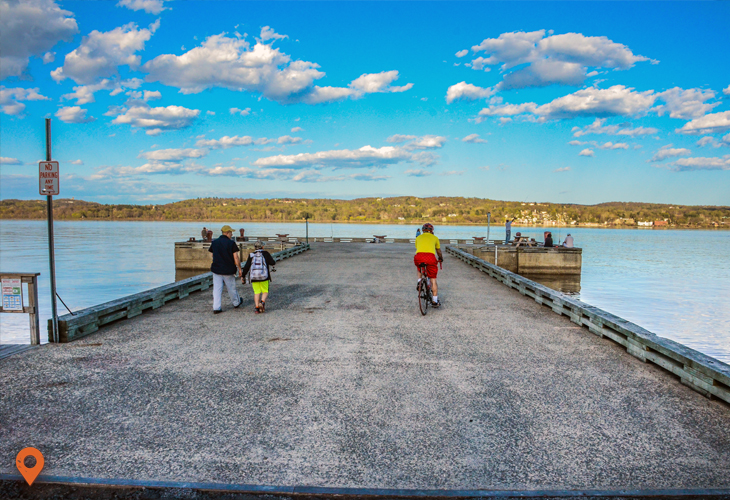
top-left (487, 212), bottom-right (491, 243)
top-left (302, 212), bottom-right (312, 244)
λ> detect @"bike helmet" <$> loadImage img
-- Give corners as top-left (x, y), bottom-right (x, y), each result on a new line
top-left (422, 223), bottom-right (434, 233)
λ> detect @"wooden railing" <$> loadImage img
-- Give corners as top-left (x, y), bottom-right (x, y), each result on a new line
top-left (445, 245), bottom-right (730, 405)
top-left (51, 244), bottom-right (310, 343)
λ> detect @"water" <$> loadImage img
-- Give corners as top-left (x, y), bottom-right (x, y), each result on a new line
top-left (1, 220), bottom-right (728, 362)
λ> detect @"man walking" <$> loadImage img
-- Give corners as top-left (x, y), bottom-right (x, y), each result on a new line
top-left (209, 225), bottom-right (242, 314)
top-left (505, 218), bottom-right (515, 244)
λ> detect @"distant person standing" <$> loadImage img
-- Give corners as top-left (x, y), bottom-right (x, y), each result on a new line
top-left (241, 241), bottom-right (276, 314)
top-left (562, 234), bottom-right (574, 248)
top-left (209, 225), bottom-right (242, 314)
top-left (544, 232), bottom-right (554, 247)
top-left (416, 228), bottom-right (421, 237)
top-left (505, 218), bottom-right (515, 244)
top-left (201, 226), bottom-right (208, 241)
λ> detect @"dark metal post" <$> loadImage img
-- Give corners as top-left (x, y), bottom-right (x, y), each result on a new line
top-left (306, 217), bottom-right (309, 244)
top-left (487, 212), bottom-right (491, 243)
top-left (46, 118), bottom-right (59, 343)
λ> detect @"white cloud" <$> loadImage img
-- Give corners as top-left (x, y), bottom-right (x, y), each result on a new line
top-left (229, 107), bottom-right (251, 116)
top-left (696, 134), bottom-right (730, 148)
top-left (579, 149), bottom-right (594, 157)
top-left (468, 30), bottom-right (650, 89)
top-left (671, 155), bottom-right (730, 171)
top-left (277, 135), bottom-right (302, 145)
top-left (142, 33), bottom-right (411, 104)
top-left (649, 145), bottom-right (691, 162)
top-left (253, 145), bottom-right (426, 170)
top-left (195, 135), bottom-right (273, 149)
top-left (439, 170), bottom-right (465, 176)
top-left (70, 159), bottom-right (83, 165)
top-left (386, 134), bottom-right (447, 150)
top-left (0, 157), bottom-right (22, 165)
top-left (206, 110), bottom-right (215, 116)
top-left (111, 102), bottom-right (199, 135)
top-left (599, 142), bottom-right (629, 150)
top-left (723, 85), bottom-right (730, 96)
top-left (455, 49), bottom-right (468, 58)
top-left (0, 0), bottom-right (78, 79)
top-left (55, 106), bottom-right (95, 123)
top-left (52, 20), bottom-right (159, 84)
top-left (477, 102), bottom-right (537, 118)
top-left (291, 126), bottom-right (303, 133)
top-left (139, 148), bottom-right (208, 161)
top-left (117, 0), bottom-right (166, 15)
top-left (143, 90), bottom-right (161, 101)
top-left (42, 51), bottom-right (55, 63)
top-left (676, 111), bottom-right (730, 135)
top-left (0, 86), bottom-right (49, 115)
top-left (405, 169), bottom-right (432, 177)
top-left (572, 118), bottom-right (659, 137)
top-left (259, 26), bottom-right (287, 42)
top-left (462, 133), bottom-right (487, 143)
top-left (445, 82), bottom-right (496, 104)
top-left (554, 167), bottom-right (571, 172)
top-left (568, 140), bottom-right (583, 146)
top-left (654, 87), bottom-right (719, 120)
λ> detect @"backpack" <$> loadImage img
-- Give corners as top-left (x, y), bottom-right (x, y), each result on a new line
top-left (249, 250), bottom-right (269, 281)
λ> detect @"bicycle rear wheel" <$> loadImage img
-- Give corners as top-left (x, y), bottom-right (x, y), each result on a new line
top-left (418, 281), bottom-right (429, 315)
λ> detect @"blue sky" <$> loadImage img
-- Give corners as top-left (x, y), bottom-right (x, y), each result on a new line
top-left (1, 0), bottom-right (729, 205)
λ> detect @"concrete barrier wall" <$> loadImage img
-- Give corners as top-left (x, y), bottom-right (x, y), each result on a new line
top-left (445, 245), bottom-right (730, 405)
top-left (464, 245), bottom-right (581, 275)
top-left (52, 244), bottom-right (311, 343)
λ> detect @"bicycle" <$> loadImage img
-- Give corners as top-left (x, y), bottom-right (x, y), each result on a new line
top-left (417, 263), bottom-right (433, 315)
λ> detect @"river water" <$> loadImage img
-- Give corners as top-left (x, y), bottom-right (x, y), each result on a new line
top-left (1, 220), bottom-right (728, 363)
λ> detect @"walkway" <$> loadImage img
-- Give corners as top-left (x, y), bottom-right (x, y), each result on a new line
top-left (1, 243), bottom-right (728, 492)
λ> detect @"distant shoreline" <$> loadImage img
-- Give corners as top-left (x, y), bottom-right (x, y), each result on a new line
top-left (2, 218), bottom-right (727, 230)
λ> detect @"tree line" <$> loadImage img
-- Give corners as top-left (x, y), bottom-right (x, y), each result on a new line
top-left (1, 197), bottom-right (728, 228)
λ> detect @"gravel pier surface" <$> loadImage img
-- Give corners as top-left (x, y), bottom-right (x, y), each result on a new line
top-left (1, 243), bottom-right (728, 491)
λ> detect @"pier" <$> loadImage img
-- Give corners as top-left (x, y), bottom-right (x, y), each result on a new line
top-left (1, 243), bottom-right (729, 498)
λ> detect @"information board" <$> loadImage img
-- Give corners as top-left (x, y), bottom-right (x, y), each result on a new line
top-left (39, 161), bottom-right (60, 195)
top-left (1, 278), bottom-right (23, 311)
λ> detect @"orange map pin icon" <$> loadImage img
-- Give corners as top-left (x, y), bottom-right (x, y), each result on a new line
top-left (16, 447), bottom-right (44, 486)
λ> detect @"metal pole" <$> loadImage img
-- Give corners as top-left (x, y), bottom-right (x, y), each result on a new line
top-left (487, 212), bottom-right (491, 243)
top-left (46, 118), bottom-right (59, 343)
top-left (306, 218), bottom-right (309, 244)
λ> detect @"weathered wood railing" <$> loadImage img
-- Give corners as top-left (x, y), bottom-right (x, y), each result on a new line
top-left (51, 244), bottom-right (311, 343)
top-left (446, 245), bottom-right (730, 404)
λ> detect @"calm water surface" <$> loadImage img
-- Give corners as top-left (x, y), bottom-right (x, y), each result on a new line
top-left (1, 220), bottom-right (728, 362)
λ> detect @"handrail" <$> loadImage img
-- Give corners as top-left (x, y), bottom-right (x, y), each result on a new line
top-left (51, 244), bottom-right (310, 343)
top-left (445, 245), bottom-right (730, 405)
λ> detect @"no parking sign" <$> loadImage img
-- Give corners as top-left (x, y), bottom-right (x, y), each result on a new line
top-left (39, 161), bottom-right (59, 195)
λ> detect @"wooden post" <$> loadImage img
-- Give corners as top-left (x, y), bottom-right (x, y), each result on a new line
top-left (27, 275), bottom-right (40, 345)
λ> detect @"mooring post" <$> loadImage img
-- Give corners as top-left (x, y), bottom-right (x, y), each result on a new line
top-left (28, 275), bottom-right (40, 345)
top-left (46, 118), bottom-right (59, 343)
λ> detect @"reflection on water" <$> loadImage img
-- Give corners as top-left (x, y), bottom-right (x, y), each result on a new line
top-left (521, 274), bottom-right (581, 295)
top-left (1, 220), bottom-right (728, 363)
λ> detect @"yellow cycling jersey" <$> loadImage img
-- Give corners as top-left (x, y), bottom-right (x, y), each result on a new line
top-left (415, 232), bottom-right (440, 254)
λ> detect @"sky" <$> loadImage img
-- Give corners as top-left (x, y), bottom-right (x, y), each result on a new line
top-left (1, 0), bottom-right (729, 206)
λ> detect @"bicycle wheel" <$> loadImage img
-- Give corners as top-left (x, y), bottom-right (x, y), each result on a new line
top-left (418, 281), bottom-right (429, 315)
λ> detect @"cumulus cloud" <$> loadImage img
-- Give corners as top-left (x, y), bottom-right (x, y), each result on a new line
top-left (117, 0), bottom-right (166, 14)
top-left (462, 133), bottom-right (487, 143)
top-left (724, 85), bottom-right (730, 96)
top-left (291, 126), bottom-right (303, 133)
top-left (572, 118), bottom-right (658, 137)
top-left (277, 135), bottom-right (302, 145)
top-left (445, 82), bottom-right (496, 104)
top-left (110, 102), bottom-right (199, 135)
top-left (455, 49), bottom-right (468, 58)
top-left (0, 86), bottom-right (49, 115)
top-left (55, 106), bottom-right (95, 123)
top-left (0, 157), bottom-right (22, 164)
top-left (696, 134), bottom-right (730, 148)
top-left (671, 155), bottom-right (730, 171)
top-left (42, 51), bottom-right (55, 64)
top-left (466, 30), bottom-right (650, 89)
top-left (229, 107), bottom-right (251, 116)
top-left (405, 169), bottom-right (432, 177)
top-left (253, 145), bottom-right (429, 170)
top-left (579, 149), bottom-right (594, 157)
top-left (259, 26), bottom-right (287, 42)
top-left (195, 135), bottom-right (276, 149)
top-left (139, 148), bottom-right (208, 161)
top-left (0, 0), bottom-right (78, 79)
top-left (676, 111), bottom-right (730, 135)
top-left (70, 159), bottom-right (83, 165)
top-left (649, 145), bottom-right (692, 162)
top-left (386, 134), bottom-right (447, 150)
top-left (143, 90), bottom-right (161, 101)
top-left (599, 142), bottom-right (629, 150)
top-left (654, 87), bottom-right (719, 120)
top-left (52, 20), bottom-right (160, 84)
top-left (60, 78), bottom-right (146, 105)
top-left (142, 32), bottom-right (412, 104)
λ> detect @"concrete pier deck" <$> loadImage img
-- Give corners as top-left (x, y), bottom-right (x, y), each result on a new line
top-left (1, 243), bottom-right (729, 494)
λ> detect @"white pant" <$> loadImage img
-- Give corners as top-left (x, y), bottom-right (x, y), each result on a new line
top-left (212, 273), bottom-right (241, 311)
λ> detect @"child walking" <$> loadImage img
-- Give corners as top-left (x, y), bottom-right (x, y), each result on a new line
top-left (241, 240), bottom-right (276, 313)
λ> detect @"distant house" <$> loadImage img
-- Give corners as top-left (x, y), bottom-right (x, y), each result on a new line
top-left (637, 221), bottom-right (653, 226)
top-left (654, 220), bottom-right (668, 227)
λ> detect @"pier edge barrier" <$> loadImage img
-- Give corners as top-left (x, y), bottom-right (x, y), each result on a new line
top-left (50, 244), bottom-right (311, 343)
top-left (445, 245), bottom-right (730, 405)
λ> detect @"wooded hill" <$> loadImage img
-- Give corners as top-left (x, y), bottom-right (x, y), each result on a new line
top-left (1, 197), bottom-right (728, 228)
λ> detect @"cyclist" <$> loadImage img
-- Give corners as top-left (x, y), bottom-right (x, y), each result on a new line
top-left (414, 223), bottom-right (443, 307)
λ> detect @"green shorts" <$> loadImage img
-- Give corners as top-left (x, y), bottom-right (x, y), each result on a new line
top-left (251, 280), bottom-right (269, 294)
